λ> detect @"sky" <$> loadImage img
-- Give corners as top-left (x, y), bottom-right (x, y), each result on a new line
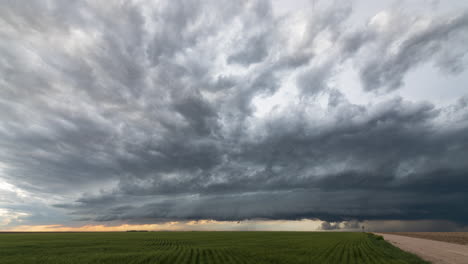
top-left (1, 0), bottom-right (468, 232)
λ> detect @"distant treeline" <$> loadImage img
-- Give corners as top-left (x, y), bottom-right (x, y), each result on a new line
top-left (126, 230), bottom-right (149, 232)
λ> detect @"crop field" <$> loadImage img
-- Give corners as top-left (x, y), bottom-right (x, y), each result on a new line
top-left (0, 232), bottom-right (428, 264)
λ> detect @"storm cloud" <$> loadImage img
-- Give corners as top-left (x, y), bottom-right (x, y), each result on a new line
top-left (1, 0), bottom-right (468, 231)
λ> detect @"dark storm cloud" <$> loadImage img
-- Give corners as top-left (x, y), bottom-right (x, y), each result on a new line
top-left (1, 0), bottom-right (468, 230)
top-left (56, 97), bottom-right (468, 225)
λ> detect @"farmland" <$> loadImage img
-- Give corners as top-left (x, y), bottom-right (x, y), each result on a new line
top-left (0, 232), bottom-right (428, 264)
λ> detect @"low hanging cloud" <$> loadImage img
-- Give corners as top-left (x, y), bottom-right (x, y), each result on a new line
top-left (1, 0), bottom-right (468, 231)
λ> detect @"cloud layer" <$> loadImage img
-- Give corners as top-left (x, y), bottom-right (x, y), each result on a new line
top-left (1, 0), bottom-right (468, 230)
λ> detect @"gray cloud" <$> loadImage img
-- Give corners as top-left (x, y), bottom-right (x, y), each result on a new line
top-left (356, 10), bottom-right (468, 92)
top-left (320, 221), bottom-right (361, 231)
top-left (1, 0), bottom-right (468, 231)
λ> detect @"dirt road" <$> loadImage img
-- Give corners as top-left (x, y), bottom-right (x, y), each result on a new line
top-left (382, 232), bottom-right (468, 245)
top-left (377, 233), bottom-right (468, 264)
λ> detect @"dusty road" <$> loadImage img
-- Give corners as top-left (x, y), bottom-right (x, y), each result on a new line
top-left (377, 233), bottom-right (468, 264)
top-left (382, 232), bottom-right (468, 245)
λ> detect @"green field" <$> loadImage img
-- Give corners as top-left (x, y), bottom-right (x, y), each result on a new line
top-left (0, 232), bottom-right (428, 264)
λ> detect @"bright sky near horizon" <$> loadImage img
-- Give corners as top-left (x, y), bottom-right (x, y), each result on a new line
top-left (1, 0), bottom-right (468, 232)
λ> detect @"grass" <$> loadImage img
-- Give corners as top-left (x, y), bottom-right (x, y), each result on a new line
top-left (0, 232), bottom-right (428, 264)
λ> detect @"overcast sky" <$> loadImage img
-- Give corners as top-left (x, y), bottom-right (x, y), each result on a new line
top-left (1, 0), bottom-right (468, 232)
